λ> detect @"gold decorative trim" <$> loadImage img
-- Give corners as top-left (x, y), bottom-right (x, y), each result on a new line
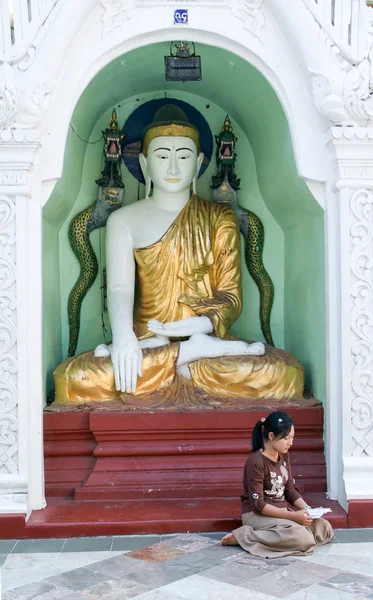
top-left (142, 124), bottom-right (200, 155)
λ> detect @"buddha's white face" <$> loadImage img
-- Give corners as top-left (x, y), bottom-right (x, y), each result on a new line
top-left (140, 136), bottom-right (204, 195)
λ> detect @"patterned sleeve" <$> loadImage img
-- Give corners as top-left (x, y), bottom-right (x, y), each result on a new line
top-left (242, 455), bottom-right (268, 515)
top-left (284, 453), bottom-right (302, 505)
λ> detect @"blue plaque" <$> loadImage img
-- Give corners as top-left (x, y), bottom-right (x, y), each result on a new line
top-left (174, 9), bottom-right (188, 24)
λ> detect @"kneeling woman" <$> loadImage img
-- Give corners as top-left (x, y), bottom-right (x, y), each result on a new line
top-left (221, 411), bottom-right (333, 558)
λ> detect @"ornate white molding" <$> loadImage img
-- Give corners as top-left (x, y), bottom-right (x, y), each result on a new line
top-left (332, 126), bottom-right (373, 141)
top-left (310, 71), bottom-right (349, 124)
top-left (229, 0), bottom-right (264, 42)
top-left (0, 134), bottom-right (40, 210)
top-left (349, 189), bottom-right (373, 457)
top-left (2, 0), bottom-right (66, 69)
top-left (302, 0), bottom-right (369, 65)
top-left (306, 2), bottom-right (373, 126)
top-left (310, 66), bottom-right (373, 126)
top-left (0, 171), bottom-right (29, 188)
top-left (10, 1), bottom-right (67, 72)
top-left (330, 126), bottom-right (373, 187)
top-left (0, 62), bottom-right (56, 130)
top-left (329, 131), bottom-right (373, 469)
top-left (0, 195), bottom-right (17, 475)
top-left (0, 64), bottom-right (21, 128)
top-left (100, 0), bottom-right (135, 38)
top-left (100, 0), bottom-right (265, 41)
top-left (0, 129), bottom-right (40, 144)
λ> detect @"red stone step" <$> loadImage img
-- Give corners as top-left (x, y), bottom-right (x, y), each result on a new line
top-left (44, 407), bottom-right (328, 501)
top-left (22, 493), bottom-right (346, 539)
top-left (37, 406), bottom-right (345, 539)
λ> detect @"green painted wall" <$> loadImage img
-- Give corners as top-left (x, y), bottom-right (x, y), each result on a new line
top-left (43, 41), bottom-right (325, 402)
top-left (57, 91), bottom-right (284, 355)
top-left (245, 80), bottom-right (326, 400)
top-left (43, 126), bottom-right (88, 393)
top-left (284, 219), bottom-right (325, 398)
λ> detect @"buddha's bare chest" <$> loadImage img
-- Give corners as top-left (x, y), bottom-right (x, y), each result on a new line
top-left (131, 208), bottom-right (182, 249)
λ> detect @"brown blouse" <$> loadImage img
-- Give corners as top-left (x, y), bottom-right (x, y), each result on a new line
top-left (241, 451), bottom-right (301, 515)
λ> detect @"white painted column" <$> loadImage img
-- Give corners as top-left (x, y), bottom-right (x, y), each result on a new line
top-left (330, 126), bottom-right (373, 504)
top-left (0, 129), bottom-right (45, 515)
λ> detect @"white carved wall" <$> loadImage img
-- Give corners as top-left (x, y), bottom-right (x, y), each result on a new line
top-left (0, 0), bottom-right (373, 514)
top-left (100, 0), bottom-right (265, 41)
top-left (330, 126), bottom-right (373, 502)
top-left (0, 127), bottom-right (43, 513)
top-left (350, 187), bottom-right (373, 458)
top-left (0, 192), bottom-right (17, 476)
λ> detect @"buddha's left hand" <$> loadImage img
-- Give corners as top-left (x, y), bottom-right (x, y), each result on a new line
top-left (148, 316), bottom-right (213, 338)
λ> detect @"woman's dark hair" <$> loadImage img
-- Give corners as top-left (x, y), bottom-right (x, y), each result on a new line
top-left (252, 411), bottom-right (294, 451)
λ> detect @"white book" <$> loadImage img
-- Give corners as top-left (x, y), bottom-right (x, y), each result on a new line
top-left (307, 507), bottom-right (332, 519)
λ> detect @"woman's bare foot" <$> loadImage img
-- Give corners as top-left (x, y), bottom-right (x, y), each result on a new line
top-left (221, 533), bottom-right (239, 546)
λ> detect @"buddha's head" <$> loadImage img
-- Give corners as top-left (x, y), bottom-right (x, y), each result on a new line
top-left (139, 105), bottom-right (204, 197)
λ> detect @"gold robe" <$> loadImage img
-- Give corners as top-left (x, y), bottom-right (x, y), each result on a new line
top-left (54, 195), bottom-right (304, 405)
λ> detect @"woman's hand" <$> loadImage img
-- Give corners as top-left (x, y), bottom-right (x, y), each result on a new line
top-left (291, 510), bottom-right (313, 527)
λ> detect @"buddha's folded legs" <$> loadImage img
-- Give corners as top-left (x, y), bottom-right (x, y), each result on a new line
top-left (54, 343), bottom-right (180, 404)
top-left (54, 341), bottom-right (304, 405)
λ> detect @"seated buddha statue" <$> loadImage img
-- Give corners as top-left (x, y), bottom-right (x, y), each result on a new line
top-left (54, 105), bottom-right (304, 406)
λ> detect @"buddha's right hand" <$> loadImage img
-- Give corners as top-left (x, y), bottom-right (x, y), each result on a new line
top-left (111, 330), bottom-right (143, 393)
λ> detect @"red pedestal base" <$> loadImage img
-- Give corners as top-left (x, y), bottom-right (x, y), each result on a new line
top-left (348, 500), bottom-right (373, 528)
top-left (44, 407), bottom-right (328, 502)
top-left (0, 514), bottom-right (26, 538)
top-left (0, 405), bottom-right (351, 539)
top-left (73, 409), bottom-right (327, 501)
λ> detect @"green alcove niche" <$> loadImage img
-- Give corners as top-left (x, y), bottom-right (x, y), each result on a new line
top-left (43, 42), bottom-right (325, 402)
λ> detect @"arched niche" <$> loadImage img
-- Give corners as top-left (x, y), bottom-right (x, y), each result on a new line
top-left (43, 41), bottom-right (325, 401)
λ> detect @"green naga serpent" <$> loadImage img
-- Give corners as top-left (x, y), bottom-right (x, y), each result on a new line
top-left (211, 116), bottom-right (275, 347)
top-left (67, 110), bottom-right (125, 357)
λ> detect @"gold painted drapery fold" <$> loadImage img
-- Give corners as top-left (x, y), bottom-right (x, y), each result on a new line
top-left (134, 194), bottom-right (242, 340)
top-left (54, 195), bottom-right (304, 405)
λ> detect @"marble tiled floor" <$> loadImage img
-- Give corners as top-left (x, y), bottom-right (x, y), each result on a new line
top-left (1, 529), bottom-right (373, 600)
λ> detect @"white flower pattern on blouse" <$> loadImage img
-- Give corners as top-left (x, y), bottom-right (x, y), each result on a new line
top-left (264, 463), bottom-right (289, 500)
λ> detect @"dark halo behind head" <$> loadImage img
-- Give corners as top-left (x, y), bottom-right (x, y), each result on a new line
top-left (252, 411), bottom-right (294, 452)
top-left (122, 97), bottom-right (213, 184)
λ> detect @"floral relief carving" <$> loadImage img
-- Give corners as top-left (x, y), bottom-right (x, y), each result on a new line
top-left (0, 64), bottom-right (21, 128)
top-left (343, 58), bottom-right (373, 124)
top-left (350, 189), bottom-right (373, 456)
top-left (0, 61), bottom-right (56, 129)
top-left (307, 4), bottom-right (373, 125)
top-left (100, 0), bottom-right (134, 38)
top-left (229, 0), bottom-right (265, 41)
top-left (310, 71), bottom-right (348, 123)
top-left (310, 60), bottom-right (373, 126)
top-left (12, 79), bottom-right (57, 129)
top-left (0, 196), bottom-right (17, 474)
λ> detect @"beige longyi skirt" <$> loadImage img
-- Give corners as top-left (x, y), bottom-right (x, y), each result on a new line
top-left (233, 511), bottom-right (334, 559)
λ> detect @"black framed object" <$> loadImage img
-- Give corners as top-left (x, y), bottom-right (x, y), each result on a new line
top-left (165, 42), bottom-right (202, 82)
